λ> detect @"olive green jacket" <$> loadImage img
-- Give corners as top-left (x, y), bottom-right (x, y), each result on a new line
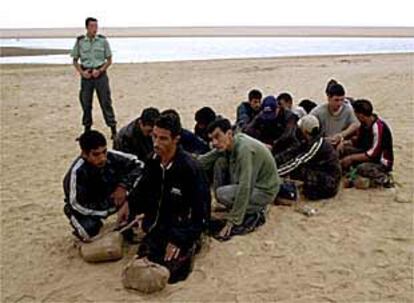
top-left (199, 133), bottom-right (281, 225)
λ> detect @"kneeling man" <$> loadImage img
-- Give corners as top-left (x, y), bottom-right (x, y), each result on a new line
top-left (340, 99), bottom-right (394, 187)
top-left (63, 130), bottom-right (144, 241)
top-left (199, 118), bottom-right (281, 241)
top-left (129, 112), bottom-right (211, 284)
top-left (277, 115), bottom-right (342, 200)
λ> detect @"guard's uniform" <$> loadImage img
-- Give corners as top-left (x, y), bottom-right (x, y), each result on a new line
top-left (71, 34), bottom-right (117, 130)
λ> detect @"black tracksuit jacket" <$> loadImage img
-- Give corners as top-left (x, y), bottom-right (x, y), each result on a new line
top-left (129, 147), bottom-right (211, 250)
top-left (63, 150), bottom-right (144, 218)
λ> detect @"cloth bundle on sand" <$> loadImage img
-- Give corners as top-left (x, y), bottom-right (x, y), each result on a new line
top-left (122, 257), bottom-right (170, 294)
top-left (79, 220), bottom-right (140, 262)
top-left (80, 231), bottom-right (124, 262)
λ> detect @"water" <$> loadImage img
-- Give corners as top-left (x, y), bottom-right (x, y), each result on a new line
top-left (1, 37), bottom-right (413, 64)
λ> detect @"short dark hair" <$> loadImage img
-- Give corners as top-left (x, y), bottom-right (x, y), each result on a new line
top-left (85, 17), bottom-right (98, 28)
top-left (298, 99), bottom-right (318, 113)
top-left (276, 92), bottom-right (293, 103)
top-left (325, 79), bottom-right (338, 94)
top-left (161, 109), bottom-right (180, 120)
top-left (155, 111), bottom-right (182, 137)
top-left (195, 107), bottom-right (216, 124)
top-left (140, 107), bottom-right (160, 126)
top-left (207, 118), bottom-right (232, 135)
top-left (326, 83), bottom-right (345, 98)
top-left (79, 130), bottom-right (106, 153)
top-left (248, 89), bottom-right (262, 102)
top-left (352, 99), bottom-right (373, 117)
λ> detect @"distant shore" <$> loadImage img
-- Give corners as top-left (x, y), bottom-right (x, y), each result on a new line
top-left (1, 51), bottom-right (413, 64)
top-left (1, 26), bottom-right (414, 39)
top-left (0, 47), bottom-right (69, 57)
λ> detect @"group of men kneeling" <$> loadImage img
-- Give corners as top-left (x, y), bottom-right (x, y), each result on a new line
top-left (63, 79), bottom-right (394, 285)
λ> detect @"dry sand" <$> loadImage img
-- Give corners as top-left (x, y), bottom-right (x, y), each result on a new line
top-left (1, 53), bottom-right (413, 302)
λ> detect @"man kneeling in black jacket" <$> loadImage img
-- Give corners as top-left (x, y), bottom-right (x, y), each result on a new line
top-left (128, 112), bottom-right (211, 284)
top-left (63, 130), bottom-right (144, 241)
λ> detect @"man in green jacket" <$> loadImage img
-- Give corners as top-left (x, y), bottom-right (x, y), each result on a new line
top-left (198, 118), bottom-right (280, 241)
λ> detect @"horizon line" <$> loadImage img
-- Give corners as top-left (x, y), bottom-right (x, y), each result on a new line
top-left (1, 26), bottom-right (414, 39)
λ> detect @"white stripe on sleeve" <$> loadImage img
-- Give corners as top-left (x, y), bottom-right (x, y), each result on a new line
top-left (366, 122), bottom-right (380, 158)
top-left (69, 158), bottom-right (109, 217)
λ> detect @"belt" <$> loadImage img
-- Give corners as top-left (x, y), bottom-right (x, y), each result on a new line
top-left (81, 64), bottom-right (104, 71)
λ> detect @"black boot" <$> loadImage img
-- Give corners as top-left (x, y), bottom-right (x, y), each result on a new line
top-left (110, 126), bottom-right (117, 140)
top-left (84, 125), bottom-right (91, 133)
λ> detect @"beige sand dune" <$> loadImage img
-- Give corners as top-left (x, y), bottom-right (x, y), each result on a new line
top-left (1, 53), bottom-right (413, 302)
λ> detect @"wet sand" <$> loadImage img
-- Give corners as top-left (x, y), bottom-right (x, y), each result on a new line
top-left (0, 47), bottom-right (69, 57)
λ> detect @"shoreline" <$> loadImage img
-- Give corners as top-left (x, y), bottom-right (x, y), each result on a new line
top-left (0, 46), bottom-right (70, 57)
top-left (1, 51), bottom-right (413, 67)
top-left (1, 26), bottom-right (414, 39)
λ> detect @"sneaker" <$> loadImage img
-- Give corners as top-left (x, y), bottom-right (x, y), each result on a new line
top-left (383, 174), bottom-right (395, 188)
top-left (230, 210), bottom-right (266, 237)
top-left (373, 174), bottom-right (395, 188)
top-left (275, 182), bottom-right (298, 205)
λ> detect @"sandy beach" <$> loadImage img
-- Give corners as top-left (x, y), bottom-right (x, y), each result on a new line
top-left (1, 52), bottom-right (413, 302)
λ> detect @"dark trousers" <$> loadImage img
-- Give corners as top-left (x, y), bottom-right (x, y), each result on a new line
top-left (79, 72), bottom-right (117, 128)
top-left (356, 162), bottom-right (392, 187)
top-left (64, 204), bottom-right (103, 241)
top-left (291, 166), bottom-right (341, 200)
top-left (137, 227), bottom-right (196, 284)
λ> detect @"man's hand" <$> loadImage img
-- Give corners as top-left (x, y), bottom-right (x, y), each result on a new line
top-left (164, 243), bottom-right (180, 262)
top-left (327, 134), bottom-right (343, 146)
top-left (111, 186), bottom-right (127, 207)
top-left (91, 69), bottom-right (101, 78)
top-left (218, 222), bottom-right (234, 239)
top-left (336, 139), bottom-right (345, 153)
top-left (117, 202), bottom-right (129, 225)
top-left (134, 213), bottom-right (145, 230)
top-left (81, 70), bottom-right (91, 79)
